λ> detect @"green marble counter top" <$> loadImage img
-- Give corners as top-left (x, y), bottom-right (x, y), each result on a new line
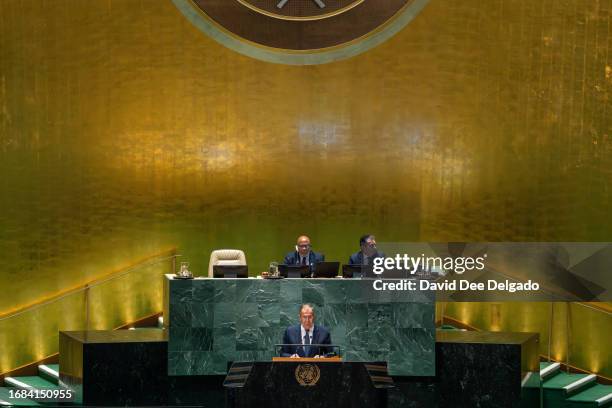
top-left (165, 276), bottom-right (435, 376)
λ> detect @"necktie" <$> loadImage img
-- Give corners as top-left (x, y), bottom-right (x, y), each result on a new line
top-left (304, 331), bottom-right (311, 357)
top-left (302, 256), bottom-right (307, 266)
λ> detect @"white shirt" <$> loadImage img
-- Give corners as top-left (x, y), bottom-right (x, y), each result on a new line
top-left (300, 325), bottom-right (313, 345)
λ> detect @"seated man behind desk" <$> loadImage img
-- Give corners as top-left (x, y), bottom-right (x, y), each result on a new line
top-left (281, 304), bottom-right (332, 358)
top-left (284, 235), bottom-right (325, 274)
top-left (348, 234), bottom-right (385, 265)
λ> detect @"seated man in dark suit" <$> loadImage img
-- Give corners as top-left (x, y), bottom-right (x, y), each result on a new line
top-left (284, 235), bottom-right (325, 274)
top-left (348, 234), bottom-right (385, 265)
top-left (281, 304), bottom-right (332, 358)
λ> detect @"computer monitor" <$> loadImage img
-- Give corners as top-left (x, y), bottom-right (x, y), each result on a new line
top-left (278, 264), bottom-right (310, 278)
top-left (382, 268), bottom-right (411, 279)
top-left (213, 265), bottom-right (248, 278)
top-left (342, 264), bottom-right (370, 278)
top-left (313, 261), bottom-right (340, 278)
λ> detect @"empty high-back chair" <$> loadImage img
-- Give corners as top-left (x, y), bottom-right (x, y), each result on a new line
top-left (208, 249), bottom-right (247, 277)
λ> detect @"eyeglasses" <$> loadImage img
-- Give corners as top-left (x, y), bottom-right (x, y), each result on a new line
top-left (297, 244), bottom-right (311, 248)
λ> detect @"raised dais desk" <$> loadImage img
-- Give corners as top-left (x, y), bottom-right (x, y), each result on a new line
top-left (163, 274), bottom-right (436, 376)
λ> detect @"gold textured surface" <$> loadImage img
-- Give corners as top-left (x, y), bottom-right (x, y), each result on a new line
top-left (568, 303), bottom-right (611, 376)
top-left (0, 294), bottom-right (86, 374)
top-left (0, 256), bottom-right (171, 374)
top-left (59, 331), bottom-right (83, 379)
top-left (85, 261), bottom-right (168, 330)
top-left (0, 0), bottom-right (611, 374)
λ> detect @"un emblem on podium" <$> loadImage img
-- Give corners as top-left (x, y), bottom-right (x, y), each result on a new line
top-left (295, 364), bottom-right (320, 386)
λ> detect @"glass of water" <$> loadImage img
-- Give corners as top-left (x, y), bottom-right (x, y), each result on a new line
top-left (269, 262), bottom-right (279, 277)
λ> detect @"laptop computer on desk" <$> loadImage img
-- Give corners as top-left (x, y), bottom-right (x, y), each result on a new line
top-left (342, 264), bottom-right (379, 278)
top-left (213, 265), bottom-right (248, 278)
top-left (313, 261), bottom-right (340, 278)
top-left (278, 264), bottom-right (311, 278)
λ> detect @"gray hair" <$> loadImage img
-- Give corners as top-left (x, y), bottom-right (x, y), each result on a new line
top-left (299, 303), bottom-right (315, 315)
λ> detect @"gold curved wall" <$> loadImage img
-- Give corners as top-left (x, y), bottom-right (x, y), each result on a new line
top-left (1, 0), bottom-right (611, 374)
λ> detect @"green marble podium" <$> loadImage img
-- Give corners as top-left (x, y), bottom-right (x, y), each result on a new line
top-left (164, 275), bottom-right (435, 376)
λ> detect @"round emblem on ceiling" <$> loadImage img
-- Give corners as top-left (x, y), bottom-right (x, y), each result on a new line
top-left (172, 0), bottom-right (430, 64)
top-left (235, 0), bottom-right (364, 21)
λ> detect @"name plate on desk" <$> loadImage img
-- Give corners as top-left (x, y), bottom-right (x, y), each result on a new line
top-left (164, 276), bottom-right (435, 376)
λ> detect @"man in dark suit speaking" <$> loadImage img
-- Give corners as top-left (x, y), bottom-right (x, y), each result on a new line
top-left (281, 304), bottom-right (332, 358)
